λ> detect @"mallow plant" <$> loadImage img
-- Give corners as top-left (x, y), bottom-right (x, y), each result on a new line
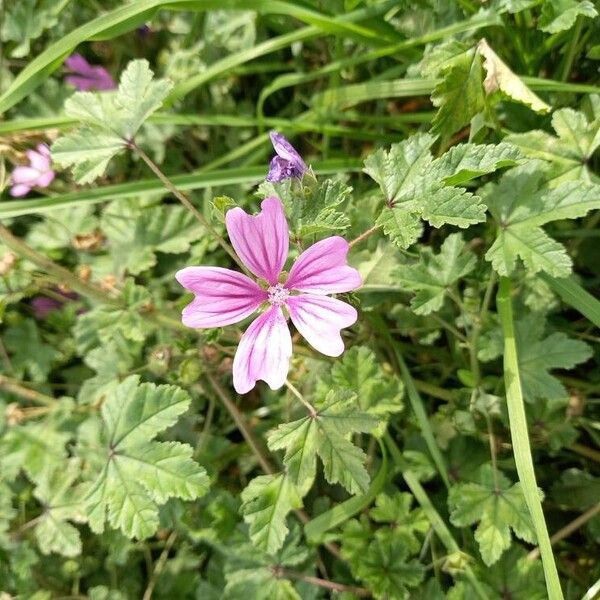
top-left (0, 4), bottom-right (599, 599)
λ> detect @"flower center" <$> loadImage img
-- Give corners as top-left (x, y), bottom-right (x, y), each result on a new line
top-left (267, 283), bottom-right (289, 306)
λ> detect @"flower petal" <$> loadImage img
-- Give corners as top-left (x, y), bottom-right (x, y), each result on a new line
top-left (286, 236), bottom-right (362, 294)
top-left (225, 196), bottom-right (289, 285)
top-left (26, 146), bottom-right (50, 171)
top-left (11, 166), bottom-right (41, 185)
top-left (176, 266), bottom-right (267, 328)
top-left (36, 170), bottom-right (55, 188)
top-left (233, 305), bottom-right (292, 394)
top-left (287, 294), bottom-right (357, 357)
top-left (10, 184), bottom-right (31, 197)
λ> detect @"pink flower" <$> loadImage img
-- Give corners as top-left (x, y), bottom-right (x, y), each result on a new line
top-left (176, 197), bottom-right (361, 394)
top-left (64, 54), bottom-right (116, 91)
top-left (10, 144), bottom-right (55, 197)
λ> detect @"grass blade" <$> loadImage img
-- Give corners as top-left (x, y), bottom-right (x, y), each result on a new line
top-left (0, 160), bottom-right (361, 218)
top-left (304, 442), bottom-right (387, 544)
top-left (497, 277), bottom-right (564, 600)
top-left (540, 274), bottom-right (600, 328)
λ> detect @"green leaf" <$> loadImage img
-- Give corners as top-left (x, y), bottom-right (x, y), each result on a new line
top-left (52, 59), bottom-right (172, 183)
top-left (268, 391), bottom-right (378, 497)
top-left (430, 48), bottom-right (486, 140)
top-left (73, 280), bottom-right (154, 353)
top-left (484, 162), bottom-right (600, 276)
top-left (396, 233), bottom-right (476, 315)
top-left (102, 200), bottom-right (198, 274)
top-left (376, 209), bottom-right (423, 249)
top-left (81, 375), bottom-right (208, 539)
top-left (0, 421), bottom-right (70, 483)
top-left (366, 136), bottom-right (519, 247)
top-left (51, 130), bottom-right (124, 185)
top-left (448, 464), bottom-right (538, 565)
top-left (514, 315), bottom-right (592, 401)
top-left (430, 141), bottom-right (523, 186)
top-left (370, 493), bottom-right (430, 553)
top-left (539, 0), bottom-right (598, 33)
top-left (477, 39), bottom-right (551, 114)
top-left (506, 104), bottom-right (600, 185)
top-left (261, 177), bottom-right (352, 239)
top-left (240, 473), bottom-right (302, 556)
top-left (33, 460), bottom-right (85, 557)
top-left (363, 133), bottom-right (435, 205)
top-left (26, 206), bottom-right (99, 249)
top-left (114, 59), bottom-right (173, 139)
top-left (0, 0), bottom-right (56, 58)
top-left (354, 241), bottom-right (404, 293)
top-left (316, 346), bottom-right (404, 419)
top-left (3, 319), bottom-right (59, 382)
top-left (352, 530), bottom-right (425, 600)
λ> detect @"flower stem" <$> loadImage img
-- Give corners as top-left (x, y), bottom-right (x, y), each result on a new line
top-left (131, 143), bottom-right (246, 272)
top-left (527, 503), bottom-right (600, 561)
top-left (142, 531), bottom-right (178, 600)
top-left (285, 379), bottom-right (317, 417)
top-left (275, 568), bottom-right (369, 597)
top-left (204, 372), bottom-right (275, 474)
top-left (348, 224), bottom-right (381, 248)
top-left (0, 224), bottom-right (118, 305)
top-left (0, 375), bottom-right (57, 407)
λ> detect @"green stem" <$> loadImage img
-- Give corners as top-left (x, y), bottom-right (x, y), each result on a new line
top-left (204, 373), bottom-right (275, 475)
top-left (497, 277), bottom-right (564, 600)
top-left (370, 315), bottom-right (451, 488)
top-left (131, 143), bottom-right (245, 272)
top-left (0, 375), bottom-right (57, 407)
top-left (559, 16), bottom-right (583, 81)
top-left (0, 224), bottom-right (118, 305)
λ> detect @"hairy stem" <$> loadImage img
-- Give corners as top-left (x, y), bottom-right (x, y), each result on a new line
top-left (0, 224), bottom-right (118, 305)
top-left (527, 503), bottom-right (600, 561)
top-left (142, 531), bottom-right (178, 600)
top-left (131, 143), bottom-right (245, 271)
top-left (0, 376), bottom-right (57, 407)
top-left (276, 568), bottom-right (369, 597)
top-left (205, 372), bottom-right (275, 474)
top-left (348, 224), bottom-right (381, 248)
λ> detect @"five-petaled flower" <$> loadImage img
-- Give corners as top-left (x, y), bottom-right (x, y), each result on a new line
top-left (10, 144), bottom-right (55, 197)
top-left (176, 197), bottom-right (361, 394)
top-left (64, 54), bottom-right (116, 91)
top-left (266, 131), bottom-right (308, 182)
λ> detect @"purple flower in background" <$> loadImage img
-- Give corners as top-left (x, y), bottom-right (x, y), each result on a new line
top-left (64, 54), bottom-right (116, 91)
top-left (31, 290), bottom-right (78, 319)
top-left (266, 131), bottom-right (308, 182)
top-left (176, 197), bottom-right (361, 394)
top-left (10, 144), bottom-right (55, 197)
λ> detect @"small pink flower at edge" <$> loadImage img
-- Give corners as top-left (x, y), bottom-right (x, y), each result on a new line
top-left (10, 144), bottom-right (55, 198)
top-left (176, 197), bottom-right (362, 394)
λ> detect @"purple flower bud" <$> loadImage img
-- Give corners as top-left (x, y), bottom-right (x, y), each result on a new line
top-left (266, 131), bottom-right (308, 182)
top-left (64, 54), bottom-right (116, 91)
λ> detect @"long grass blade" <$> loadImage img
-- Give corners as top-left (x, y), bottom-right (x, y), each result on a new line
top-left (0, 160), bottom-right (361, 218)
top-left (497, 277), bottom-right (564, 600)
